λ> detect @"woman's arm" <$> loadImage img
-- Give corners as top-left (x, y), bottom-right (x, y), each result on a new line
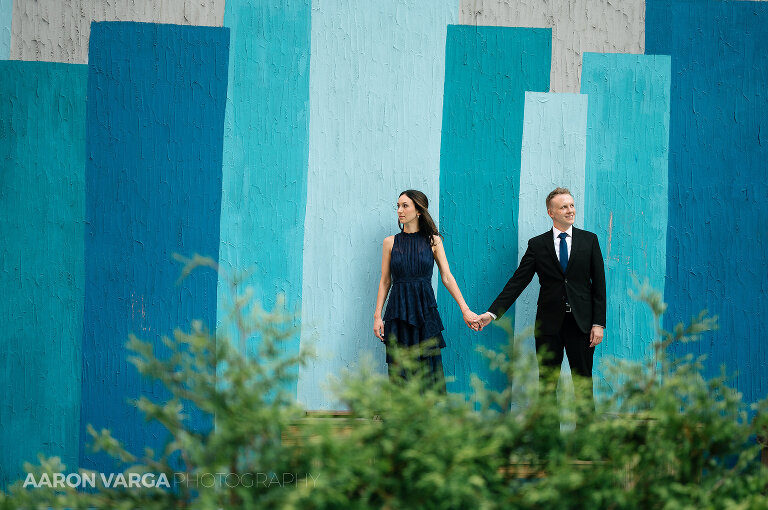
top-left (432, 236), bottom-right (480, 330)
top-left (373, 236), bottom-right (395, 341)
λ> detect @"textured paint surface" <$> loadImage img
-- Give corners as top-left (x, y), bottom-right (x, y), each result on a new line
top-left (581, 53), bottom-right (670, 385)
top-left (514, 92), bottom-right (588, 400)
top-left (459, 0), bottom-right (645, 93)
top-left (0, 61), bottom-right (86, 487)
top-left (1, 2), bottom-right (766, 475)
top-left (218, 1), bottom-right (311, 394)
top-left (10, 0), bottom-right (224, 63)
top-left (647, 0), bottom-right (768, 404)
top-left (298, 0), bottom-right (457, 410)
top-left (0, 0), bottom-right (11, 59)
top-left (439, 25), bottom-right (551, 396)
top-left (80, 22), bottom-right (229, 471)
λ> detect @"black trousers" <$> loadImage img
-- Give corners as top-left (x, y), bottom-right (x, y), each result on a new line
top-left (535, 312), bottom-right (595, 401)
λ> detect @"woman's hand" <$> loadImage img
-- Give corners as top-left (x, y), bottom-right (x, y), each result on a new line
top-left (373, 317), bottom-right (385, 342)
top-left (462, 309), bottom-right (481, 331)
top-left (373, 237), bottom-right (394, 343)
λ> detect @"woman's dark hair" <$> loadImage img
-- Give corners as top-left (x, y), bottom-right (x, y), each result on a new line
top-left (399, 190), bottom-right (443, 246)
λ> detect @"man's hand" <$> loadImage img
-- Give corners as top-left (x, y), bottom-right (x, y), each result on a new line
top-left (589, 325), bottom-right (604, 347)
top-left (473, 312), bottom-right (493, 331)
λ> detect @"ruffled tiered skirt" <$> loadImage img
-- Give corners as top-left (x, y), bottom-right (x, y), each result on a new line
top-left (383, 279), bottom-right (446, 391)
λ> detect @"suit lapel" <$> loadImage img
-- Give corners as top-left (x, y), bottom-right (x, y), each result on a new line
top-left (544, 229), bottom-right (560, 269)
top-left (565, 227), bottom-right (580, 275)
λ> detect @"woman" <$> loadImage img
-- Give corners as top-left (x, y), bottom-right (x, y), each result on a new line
top-left (373, 190), bottom-right (479, 391)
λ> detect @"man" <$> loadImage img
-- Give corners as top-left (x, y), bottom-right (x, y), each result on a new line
top-left (474, 187), bottom-right (606, 399)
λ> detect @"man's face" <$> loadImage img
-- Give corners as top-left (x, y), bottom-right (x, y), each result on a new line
top-left (548, 193), bottom-right (576, 230)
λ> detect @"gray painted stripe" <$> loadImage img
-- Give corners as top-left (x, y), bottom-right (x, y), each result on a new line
top-left (10, 0), bottom-right (224, 63)
top-left (459, 0), bottom-right (645, 93)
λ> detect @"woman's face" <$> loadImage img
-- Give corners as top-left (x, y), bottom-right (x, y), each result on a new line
top-left (397, 194), bottom-right (419, 225)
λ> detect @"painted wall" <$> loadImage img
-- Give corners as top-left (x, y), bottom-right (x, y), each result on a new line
top-left (1, 0), bottom-right (767, 485)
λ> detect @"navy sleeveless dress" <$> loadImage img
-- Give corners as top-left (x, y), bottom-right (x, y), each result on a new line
top-left (383, 231), bottom-right (446, 390)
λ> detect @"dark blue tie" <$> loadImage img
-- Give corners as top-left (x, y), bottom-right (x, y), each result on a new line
top-left (558, 232), bottom-right (568, 273)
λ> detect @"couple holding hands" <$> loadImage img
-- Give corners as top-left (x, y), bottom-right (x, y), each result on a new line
top-left (373, 188), bottom-right (606, 396)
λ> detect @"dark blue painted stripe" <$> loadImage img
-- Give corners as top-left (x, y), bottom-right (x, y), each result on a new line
top-left (647, 0), bottom-right (768, 403)
top-left (80, 22), bottom-right (229, 471)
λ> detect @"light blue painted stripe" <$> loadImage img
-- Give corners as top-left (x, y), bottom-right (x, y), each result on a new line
top-left (0, 60), bottom-right (87, 487)
top-left (581, 53), bottom-right (671, 384)
top-left (0, 0), bottom-right (10, 59)
top-left (514, 92), bottom-right (588, 401)
top-left (298, 0), bottom-right (458, 410)
top-left (219, 0), bottom-right (311, 397)
top-left (439, 26), bottom-right (551, 396)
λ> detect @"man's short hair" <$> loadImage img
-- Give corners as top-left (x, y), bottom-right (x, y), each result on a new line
top-left (545, 187), bottom-right (573, 210)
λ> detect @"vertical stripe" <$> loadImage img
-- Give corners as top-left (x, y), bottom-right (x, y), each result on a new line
top-left (439, 25), bottom-right (551, 396)
top-left (0, 61), bottom-right (86, 487)
top-left (298, 0), bottom-right (457, 410)
top-left (581, 53), bottom-right (671, 386)
top-left (219, 1), bottom-right (311, 397)
top-left (458, 0), bottom-right (644, 93)
top-left (515, 92), bottom-right (588, 402)
top-left (647, 0), bottom-right (768, 404)
top-left (10, 0), bottom-right (224, 63)
top-left (80, 22), bottom-right (229, 471)
top-left (0, 0), bottom-right (11, 59)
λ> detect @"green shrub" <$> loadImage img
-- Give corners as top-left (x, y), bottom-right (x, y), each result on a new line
top-left (2, 261), bottom-right (766, 509)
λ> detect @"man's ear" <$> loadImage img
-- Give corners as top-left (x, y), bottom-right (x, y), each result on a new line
top-left (546, 208), bottom-right (554, 219)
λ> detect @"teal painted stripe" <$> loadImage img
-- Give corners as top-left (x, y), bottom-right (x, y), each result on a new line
top-left (0, 60), bottom-right (87, 486)
top-left (581, 53), bottom-right (671, 383)
top-left (298, 0), bottom-right (458, 410)
top-left (219, 0), bottom-right (311, 396)
top-left (0, 0), bottom-right (11, 59)
top-left (439, 26), bottom-right (551, 396)
top-left (514, 92), bottom-right (588, 402)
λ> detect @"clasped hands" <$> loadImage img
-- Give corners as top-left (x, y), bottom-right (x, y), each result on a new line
top-left (462, 309), bottom-right (493, 332)
top-left (374, 309), bottom-right (492, 341)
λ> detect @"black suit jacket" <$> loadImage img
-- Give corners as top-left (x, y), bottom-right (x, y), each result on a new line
top-left (488, 227), bottom-right (606, 336)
